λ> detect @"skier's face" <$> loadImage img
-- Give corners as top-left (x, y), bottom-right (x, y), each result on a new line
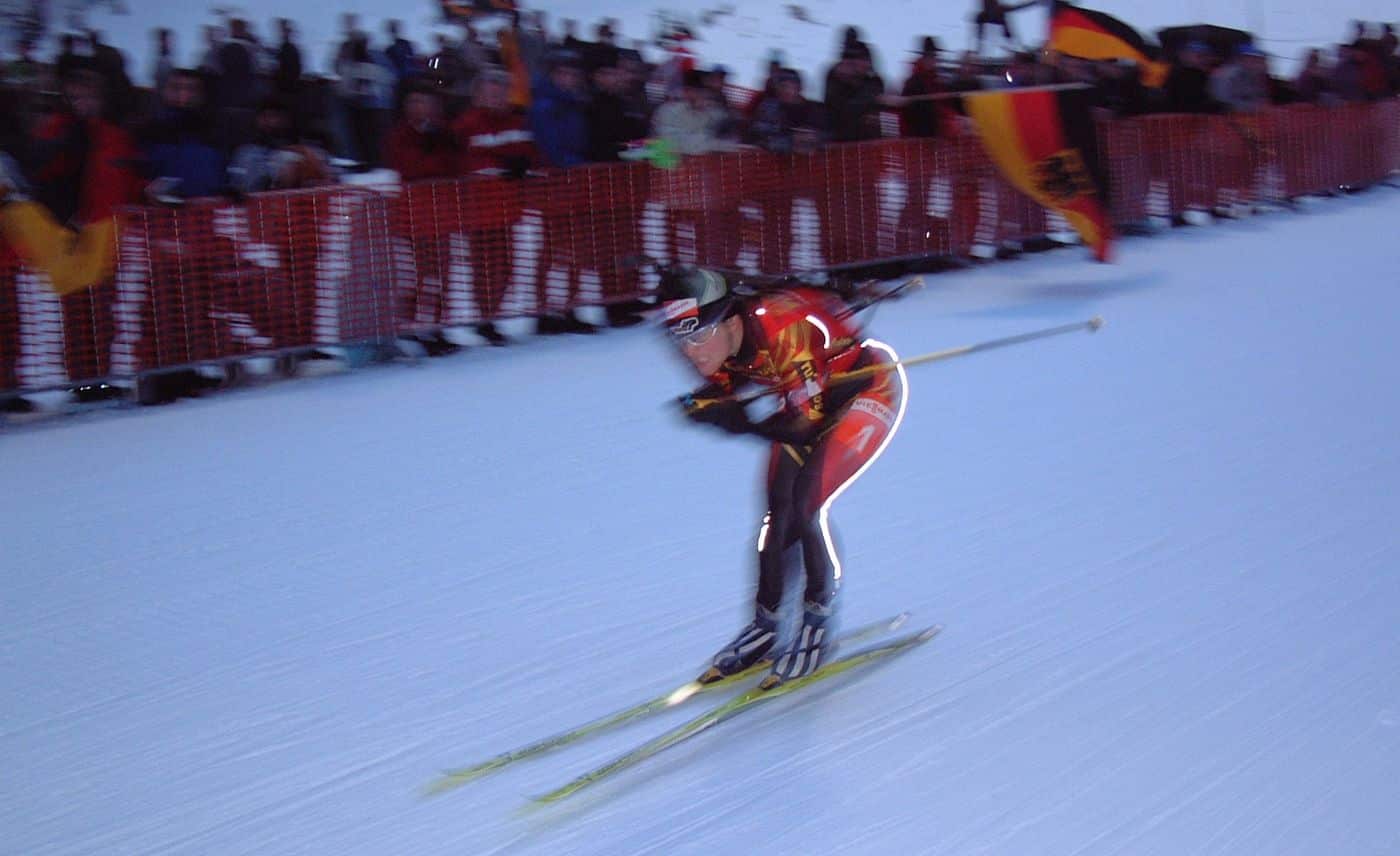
top-left (678, 316), bottom-right (739, 376)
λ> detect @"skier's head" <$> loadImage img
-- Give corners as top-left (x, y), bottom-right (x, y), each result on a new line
top-left (659, 266), bottom-right (743, 376)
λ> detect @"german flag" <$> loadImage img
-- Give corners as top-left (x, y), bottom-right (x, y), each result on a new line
top-left (965, 85), bottom-right (1114, 262)
top-left (441, 0), bottom-right (517, 22)
top-left (1049, 1), bottom-right (1170, 87)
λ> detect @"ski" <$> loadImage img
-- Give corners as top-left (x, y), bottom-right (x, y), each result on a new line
top-left (532, 624), bottom-right (942, 805)
top-left (425, 612), bottom-right (909, 796)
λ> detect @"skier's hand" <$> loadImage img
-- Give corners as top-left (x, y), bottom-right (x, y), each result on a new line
top-left (679, 394), bottom-right (753, 434)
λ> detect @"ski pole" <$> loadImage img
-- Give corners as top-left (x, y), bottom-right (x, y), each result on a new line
top-left (834, 276), bottom-right (924, 321)
top-left (700, 316), bottom-right (1103, 410)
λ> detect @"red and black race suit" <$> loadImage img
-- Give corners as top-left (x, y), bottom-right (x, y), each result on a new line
top-left (703, 288), bottom-right (906, 613)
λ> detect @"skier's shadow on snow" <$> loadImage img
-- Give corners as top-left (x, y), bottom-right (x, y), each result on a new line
top-left (952, 271), bottom-right (1166, 321)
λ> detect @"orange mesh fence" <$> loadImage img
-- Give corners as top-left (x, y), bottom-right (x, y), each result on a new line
top-left (3, 99), bottom-right (1397, 396)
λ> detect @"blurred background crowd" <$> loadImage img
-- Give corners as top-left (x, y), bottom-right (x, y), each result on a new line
top-left (2, 5), bottom-right (1396, 208)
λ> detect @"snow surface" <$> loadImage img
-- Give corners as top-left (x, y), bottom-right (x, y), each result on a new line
top-left (5, 187), bottom-right (1400, 855)
top-left (67, 0), bottom-right (1400, 88)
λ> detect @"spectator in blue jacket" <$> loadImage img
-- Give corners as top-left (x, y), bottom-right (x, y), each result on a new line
top-left (529, 50), bottom-right (589, 167)
top-left (138, 68), bottom-right (228, 200)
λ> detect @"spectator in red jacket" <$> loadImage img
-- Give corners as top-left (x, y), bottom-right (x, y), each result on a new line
top-left (383, 83), bottom-right (457, 182)
top-left (7, 66), bottom-right (144, 285)
top-left (452, 68), bottom-right (547, 343)
top-left (383, 83), bottom-right (461, 354)
top-left (2, 64), bottom-right (144, 394)
top-left (453, 68), bottom-right (542, 177)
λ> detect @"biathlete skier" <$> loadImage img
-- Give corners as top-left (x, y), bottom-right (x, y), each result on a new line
top-left (659, 266), bottom-right (908, 689)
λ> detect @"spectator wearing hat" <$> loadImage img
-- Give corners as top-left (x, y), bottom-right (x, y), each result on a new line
top-left (529, 49), bottom-right (590, 167)
top-left (823, 41), bottom-right (886, 142)
top-left (900, 36), bottom-right (958, 138)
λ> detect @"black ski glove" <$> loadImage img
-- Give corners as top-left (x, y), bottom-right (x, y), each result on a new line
top-left (679, 394), bottom-right (754, 435)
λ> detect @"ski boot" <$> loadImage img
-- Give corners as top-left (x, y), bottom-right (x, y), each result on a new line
top-left (759, 601), bottom-right (834, 690)
top-left (697, 605), bottom-right (779, 684)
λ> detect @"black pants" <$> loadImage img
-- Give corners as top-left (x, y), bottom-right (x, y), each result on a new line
top-left (753, 353), bottom-right (905, 613)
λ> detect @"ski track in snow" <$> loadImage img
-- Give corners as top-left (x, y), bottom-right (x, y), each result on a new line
top-left (3, 188), bottom-right (1400, 855)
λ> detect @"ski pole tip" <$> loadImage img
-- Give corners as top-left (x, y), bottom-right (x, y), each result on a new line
top-left (1087, 316), bottom-right (1104, 332)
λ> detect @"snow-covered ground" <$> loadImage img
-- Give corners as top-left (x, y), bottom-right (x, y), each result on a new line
top-left (4, 186), bottom-right (1399, 854)
top-left (70, 0), bottom-right (1400, 88)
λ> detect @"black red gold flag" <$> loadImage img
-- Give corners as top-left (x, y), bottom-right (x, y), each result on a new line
top-left (440, 0), bottom-right (517, 22)
top-left (1049, 1), bottom-right (1170, 87)
top-left (965, 85), bottom-right (1114, 262)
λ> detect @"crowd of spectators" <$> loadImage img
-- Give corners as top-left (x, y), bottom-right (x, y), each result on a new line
top-left (3, 13), bottom-right (1395, 202)
top-left (0, 8), bottom-right (1395, 399)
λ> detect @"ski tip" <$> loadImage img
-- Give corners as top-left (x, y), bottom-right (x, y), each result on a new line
top-left (422, 778), bottom-right (459, 799)
top-left (917, 624), bottom-right (944, 642)
top-left (1087, 315), bottom-right (1104, 332)
top-left (889, 611), bottom-right (912, 631)
top-left (528, 788), bottom-right (572, 807)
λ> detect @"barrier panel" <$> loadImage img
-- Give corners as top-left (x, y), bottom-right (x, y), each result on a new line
top-left (3, 99), bottom-right (1396, 396)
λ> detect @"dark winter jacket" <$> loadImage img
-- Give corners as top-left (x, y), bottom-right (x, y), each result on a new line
top-left (274, 41), bottom-right (303, 94)
top-left (899, 66), bottom-right (956, 138)
top-left (588, 90), bottom-right (650, 162)
top-left (746, 97), bottom-right (827, 154)
top-left (1162, 64), bottom-right (1219, 114)
top-left (528, 76), bottom-right (589, 168)
top-left (384, 39), bottom-right (418, 81)
top-left (214, 38), bottom-right (258, 111)
top-left (139, 107), bottom-right (229, 199)
top-left (823, 67), bottom-right (885, 142)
